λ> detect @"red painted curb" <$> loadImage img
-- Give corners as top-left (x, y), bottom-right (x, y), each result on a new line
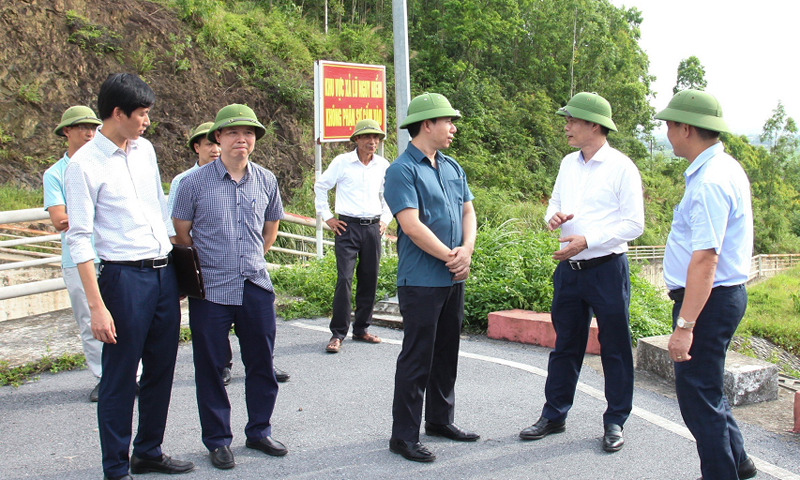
top-left (487, 309), bottom-right (601, 355)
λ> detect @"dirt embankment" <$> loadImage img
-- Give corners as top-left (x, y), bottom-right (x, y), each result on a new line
top-left (0, 0), bottom-right (311, 195)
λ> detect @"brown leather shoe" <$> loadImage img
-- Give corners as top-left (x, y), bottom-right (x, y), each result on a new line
top-left (352, 332), bottom-right (381, 343)
top-left (326, 337), bottom-right (342, 353)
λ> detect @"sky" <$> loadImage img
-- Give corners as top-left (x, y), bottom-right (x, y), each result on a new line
top-left (609, 0), bottom-right (799, 136)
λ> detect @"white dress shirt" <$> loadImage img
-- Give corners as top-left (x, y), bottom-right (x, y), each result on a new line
top-left (545, 142), bottom-right (644, 260)
top-left (314, 149), bottom-right (392, 225)
top-left (64, 129), bottom-right (174, 263)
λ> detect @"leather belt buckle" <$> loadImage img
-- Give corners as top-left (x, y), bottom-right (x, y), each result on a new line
top-left (152, 256), bottom-right (169, 269)
top-left (359, 217), bottom-right (379, 225)
top-left (568, 260), bottom-right (582, 271)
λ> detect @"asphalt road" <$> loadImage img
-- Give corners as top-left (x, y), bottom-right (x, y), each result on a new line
top-left (1, 318), bottom-right (798, 479)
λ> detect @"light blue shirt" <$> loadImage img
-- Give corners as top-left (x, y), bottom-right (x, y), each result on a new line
top-left (166, 162), bottom-right (199, 218)
top-left (42, 153), bottom-right (100, 268)
top-left (663, 142), bottom-right (753, 290)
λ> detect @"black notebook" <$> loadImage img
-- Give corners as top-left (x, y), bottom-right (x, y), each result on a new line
top-left (171, 244), bottom-right (205, 299)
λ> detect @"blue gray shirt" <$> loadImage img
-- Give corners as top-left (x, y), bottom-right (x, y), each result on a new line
top-left (663, 142), bottom-right (753, 290)
top-left (172, 159), bottom-right (284, 305)
top-left (384, 143), bottom-right (473, 287)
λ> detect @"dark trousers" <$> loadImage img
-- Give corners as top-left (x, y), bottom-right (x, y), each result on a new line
top-left (189, 281), bottom-right (278, 451)
top-left (97, 262), bottom-right (180, 478)
top-left (330, 221), bottom-right (382, 339)
top-left (392, 283), bottom-right (464, 442)
top-left (542, 254), bottom-right (634, 426)
top-left (672, 284), bottom-right (747, 480)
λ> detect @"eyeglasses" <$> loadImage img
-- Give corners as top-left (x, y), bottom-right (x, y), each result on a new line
top-left (75, 124), bottom-right (98, 132)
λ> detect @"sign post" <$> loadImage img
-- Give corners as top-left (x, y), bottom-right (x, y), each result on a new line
top-left (313, 60), bottom-right (387, 259)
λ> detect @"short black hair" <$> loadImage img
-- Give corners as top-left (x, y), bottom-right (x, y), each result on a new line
top-left (406, 117), bottom-right (447, 139)
top-left (97, 73), bottom-right (155, 120)
top-left (673, 122), bottom-right (720, 141)
top-left (599, 125), bottom-right (610, 136)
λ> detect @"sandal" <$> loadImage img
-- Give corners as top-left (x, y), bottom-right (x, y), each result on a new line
top-left (352, 332), bottom-right (382, 344)
top-left (326, 337), bottom-right (342, 353)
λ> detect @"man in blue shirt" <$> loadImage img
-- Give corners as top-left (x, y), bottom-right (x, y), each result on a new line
top-left (384, 93), bottom-right (478, 463)
top-left (656, 90), bottom-right (756, 480)
top-left (173, 104), bottom-right (286, 470)
top-left (43, 105), bottom-right (103, 402)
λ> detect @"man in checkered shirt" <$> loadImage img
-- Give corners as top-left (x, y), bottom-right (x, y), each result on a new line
top-left (172, 104), bottom-right (286, 470)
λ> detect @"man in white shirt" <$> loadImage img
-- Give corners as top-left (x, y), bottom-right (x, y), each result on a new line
top-left (314, 119), bottom-right (392, 353)
top-left (64, 73), bottom-right (193, 480)
top-left (519, 92), bottom-right (644, 453)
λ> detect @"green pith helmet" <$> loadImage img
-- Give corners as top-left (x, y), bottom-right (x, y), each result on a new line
top-left (207, 104), bottom-right (266, 144)
top-left (654, 89), bottom-right (731, 134)
top-left (556, 92), bottom-right (618, 132)
top-left (350, 119), bottom-right (385, 142)
top-left (188, 121), bottom-right (214, 149)
top-left (54, 106), bottom-right (102, 137)
top-left (399, 93), bottom-right (461, 129)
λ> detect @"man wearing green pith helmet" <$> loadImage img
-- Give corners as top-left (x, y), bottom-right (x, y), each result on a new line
top-left (384, 93), bottom-right (479, 463)
top-left (173, 104), bottom-right (287, 470)
top-left (657, 89), bottom-right (756, 480)
top-left (519, 92), bottom-right (644, 454)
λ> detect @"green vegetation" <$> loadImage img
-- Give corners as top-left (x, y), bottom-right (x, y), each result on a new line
top-left (65, 10), bottom-right (123, 58)
top-left (16, 81), bottom-right (42, 104)
top-left (271, 220), bottom-right (673, 343)
top-left (167, 33), bottom-right (193, 73)
top-left (0, 183), bottom-right (43, 210)
top-left (737, 267), bottom-right (800, 356)
top-left (0, 353), bottom-right (86, 388)
top-left (131, 41), bottom-right (160, 75)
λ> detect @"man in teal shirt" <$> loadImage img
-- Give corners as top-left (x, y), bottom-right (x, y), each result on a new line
top-left (43, 105), bottom-right (103, 401)
top-left (384, 93), bottom-right (478, 463)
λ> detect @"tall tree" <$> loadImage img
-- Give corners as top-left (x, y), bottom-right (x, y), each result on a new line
top-left (673, 56), bottom-right (707, 94)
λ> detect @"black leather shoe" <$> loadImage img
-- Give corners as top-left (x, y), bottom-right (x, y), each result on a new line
top-left (246, 436), bottom-right (288, 456)
top-left (424, 422), bottom-right (480, 441)
top-left (738, 456), bottom-right (757, 479)
top-left (210, 445), bottom-right (235, 469)
top-left (130, 454), bottom-right (194, 474)
top-left (602, 423), bottom-right (624, 452)
top-left (103, 476), bottom-right (133, 480)
top-left (89, 382), bottom-right (100, 402)
top-left (274, 367), bottom-right (290, 383)
top-left (389, 438), bottom-right (436, 462)
top-left (222, 367), bottom-right (232, 386)
top-left (519, 416), bottom-right (566, 440)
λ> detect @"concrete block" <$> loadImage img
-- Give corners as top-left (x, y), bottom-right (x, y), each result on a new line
top-left (636, 335), bottom-right (779, 406)
top-left (487, 309), bottom-right (600, 355)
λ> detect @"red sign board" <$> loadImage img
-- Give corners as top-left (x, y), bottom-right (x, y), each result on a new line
top-left (316, 61), bottom-right (386, 142)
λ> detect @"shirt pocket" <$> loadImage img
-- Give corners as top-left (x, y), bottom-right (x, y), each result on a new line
top-left (447, 178), bottom-right (465, 206)
top-left (244, 192), bottom-right (270, 227)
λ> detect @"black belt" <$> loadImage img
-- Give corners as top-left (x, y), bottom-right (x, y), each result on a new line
top-left (102, 255), bottom-right (171, 269)
top-left (568, 253), bottom-right (621, 271)
top-left (338, 215), bottom-right (381, 225)
top-left (669, 284), bottom-right (743, 303)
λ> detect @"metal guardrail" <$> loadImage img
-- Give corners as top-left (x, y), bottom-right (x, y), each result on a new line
top-left (0, 208), bottom-right (345, 300)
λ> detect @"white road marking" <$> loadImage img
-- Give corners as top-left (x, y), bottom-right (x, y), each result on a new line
top-left (290, 321), bottom-right (799, 479)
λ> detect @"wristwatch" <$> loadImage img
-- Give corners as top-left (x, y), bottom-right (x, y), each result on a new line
top-left (677, 317), bottom-right (696, 330)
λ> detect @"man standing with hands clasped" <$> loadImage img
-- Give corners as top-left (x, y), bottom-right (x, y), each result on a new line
top-left (520, 92), bottom-right (644, 453)
top-left (314, 118), bottom-right (392, 353)
top-left (656, 89), bottom-right (757, 480)
top-left (384, 93), bottom-right (479, 463)
top-left (173, 104), bottom-right (286, 470)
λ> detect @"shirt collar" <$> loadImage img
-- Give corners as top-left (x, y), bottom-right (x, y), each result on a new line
top-left (211, 157), bottom-right (251, 181)
top-left (684, 142), bottom-right (724, 179)
top-left (93, 129), bottom-right (140, 158)
top-left (405, 142), bottom-right (445, 166)
top-left (577, 141), bottom-right (610, 164)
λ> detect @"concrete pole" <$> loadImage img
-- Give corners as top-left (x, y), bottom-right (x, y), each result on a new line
top-left (392, 0), bottom-right (411, 154)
